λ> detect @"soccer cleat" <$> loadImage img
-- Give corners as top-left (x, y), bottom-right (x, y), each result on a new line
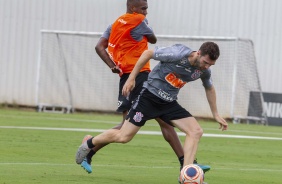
top-left (195, 163), bottom-right (210, 173)
top-left (193, 159), bottom-right (211, 173)
top-left (75, 141), bottom-right (91, 164)
top-left (81, 158), bottom-right (92, 173)
top-left (179, 159), bottom-right (210, 173)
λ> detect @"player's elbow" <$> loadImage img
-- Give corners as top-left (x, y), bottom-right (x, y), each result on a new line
top-left (95, 44), bottom-right (102, 54)
top-left (149, 39), bottom-right (157, 44)
top-left (148, 38), bottom-right (157, 44)
top-left (95, 38), bottom-right (108, 54)
top-left (147, 35), bottom-right (157, 44)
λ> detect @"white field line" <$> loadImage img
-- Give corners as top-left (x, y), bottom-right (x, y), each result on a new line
top-left (0, 162), bottom-right (281, 172)
top-left (0, 114), bottom-right (281, 136)
top-left (0, 126), bottom-right (282, 140)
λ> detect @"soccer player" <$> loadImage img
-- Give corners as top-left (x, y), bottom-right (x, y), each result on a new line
top-left (81, 0), bottom-right (210, 175)
top-left (76, 41), bottom-right (228, 178)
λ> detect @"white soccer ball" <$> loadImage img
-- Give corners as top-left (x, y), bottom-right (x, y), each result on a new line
top-left (180, 164), bottom-right (204, 184)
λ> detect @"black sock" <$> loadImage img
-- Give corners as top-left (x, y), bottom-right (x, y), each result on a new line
top-left (86, 137), bottom-right (95, 149)
top-left (178, 155), bottom-right (184, 166)
top-left (87, 150), bottom-right (96, 159)
top-left (86, 150), bottom-right (96, 164)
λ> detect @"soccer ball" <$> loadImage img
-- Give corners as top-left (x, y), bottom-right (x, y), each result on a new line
top-left (180, 164), bottom-right (204, 184)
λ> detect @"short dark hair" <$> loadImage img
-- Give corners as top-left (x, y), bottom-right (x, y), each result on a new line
top-left (127, 0), bottom-right (147, 7)
top-left (199, 42), bottom-right (220, 60)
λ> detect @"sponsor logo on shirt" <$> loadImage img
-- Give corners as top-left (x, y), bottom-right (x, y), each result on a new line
top-left (108, 42), bottom-right (115, 48)
top-left (158, 89), bottom-right (173, 101)
top-left (118, 18), bottom-right (127, 24)
top-left (155, 53), bottom-right (173, 57)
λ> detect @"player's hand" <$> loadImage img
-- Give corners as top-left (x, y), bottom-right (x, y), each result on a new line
top-left (214, 115), bottom-right (228, 131)
top-left (111, 65), bottom-right (122, 74)
top-left (122, 78), bottom-right (135, 97)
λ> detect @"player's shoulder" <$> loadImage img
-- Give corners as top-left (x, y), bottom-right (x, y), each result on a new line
top-left (201, 68), bottom-right (212, 76)
top-left (133, 12), bottom-right (145, 18)
top-left (171, 44), bottom-right (190, 50)
top-left (170, 44), bottom-right (193, 55)
top-left (118, 13), bottom-right (145, 24)
top-left (132, 13), bottom-right (146, 22)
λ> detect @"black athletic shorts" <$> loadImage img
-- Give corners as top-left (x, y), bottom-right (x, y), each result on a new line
top-left (116, 71), bottom-right (149, 112)
top-left (126, 88), bottom-right (192, 127)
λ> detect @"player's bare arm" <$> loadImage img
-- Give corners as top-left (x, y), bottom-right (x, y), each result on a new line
top-left (205, 85), bottom-right (228, 131)
top-left (144, 22), bottom-right (157, 44)
top-left (95, 37), bottom-right (121, 74)
top-left (122, 49), bottom-right (154, 97)
top-left (146, 34), bottom-right (157, 44)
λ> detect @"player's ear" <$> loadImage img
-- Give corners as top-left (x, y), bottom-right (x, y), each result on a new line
top-left (129, 5), bottom-right (136, 13)
top-left (127, 4), bottom-right (135, 13)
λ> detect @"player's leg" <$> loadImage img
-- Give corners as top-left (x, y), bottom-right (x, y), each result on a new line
top-left (171, 117), bottom-right (205, 184)
top-left (156, 116), bottom-right (211, 173)
top-left (85, 112), bottom-right (126, 153)
top-left (80, 74), bottom-right (131, 173)
top-left (80, 72), bottom-right (148, 172)
top-left (156, 118), bottom-right (183, 157)
top-left (171, 117), bottom-right (203, 166)
top-left (155, 118), bottom-right (184, 168)
top-left (76, 89), bottom-right (153, 165)
top-left (76, 119), bottom-right (141, 164)
top-left (93, 120), bottom-right (140, 144)
top-left (158, 100), bottom-right (210, 172)
top-left (80, 113), bottom-right (127, 173)
top-left (80, 114), bottom-right (126, 173)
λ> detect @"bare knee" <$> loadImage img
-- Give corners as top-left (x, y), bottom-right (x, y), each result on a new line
top-left (115, 132), bottom-right (133, 144)
top-left (173, 117), bottom-right (203, 140)
top-left (189, 127), bottom-right (203, 140)
top-left (113, 119), bottom-right (139, 144)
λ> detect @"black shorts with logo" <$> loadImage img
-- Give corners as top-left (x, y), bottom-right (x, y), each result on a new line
top-left (126, 88), bottom-right (192, 127)
top-left (117, 71), bottom-right (149, 112)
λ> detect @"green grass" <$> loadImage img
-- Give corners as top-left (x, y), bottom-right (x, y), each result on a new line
top-left (0, 108), bottom-right (282, 184)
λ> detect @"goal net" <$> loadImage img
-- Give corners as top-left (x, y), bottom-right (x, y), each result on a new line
top-left (36, 30), bottom-right (267, 123)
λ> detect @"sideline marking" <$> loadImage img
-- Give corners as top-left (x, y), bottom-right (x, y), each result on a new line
top-left (1, 114), bottom-right (281, 136)
top-left (0, 126), bottom-right (282, 140)
top-left (0, 162), bottom-right (281, 172)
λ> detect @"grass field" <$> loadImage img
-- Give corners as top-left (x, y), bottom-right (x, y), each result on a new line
top-left (0, 108), bottom-right (281, 184)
